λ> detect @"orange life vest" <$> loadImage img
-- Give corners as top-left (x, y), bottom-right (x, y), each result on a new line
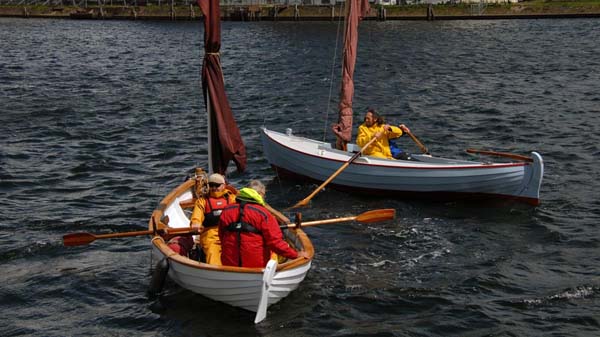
top-left (203, 195), bottom-right (231, 227)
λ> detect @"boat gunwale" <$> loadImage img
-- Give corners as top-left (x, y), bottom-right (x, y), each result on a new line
top-left (262, 127), bottom-right (530, 170)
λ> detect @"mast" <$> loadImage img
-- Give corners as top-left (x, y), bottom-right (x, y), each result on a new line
top-left (206, 87), bottom-right (213, 174)
top-left (199, 0), bottom-right (247, 175)
top-left (332, 0), bottom-right (370, 151)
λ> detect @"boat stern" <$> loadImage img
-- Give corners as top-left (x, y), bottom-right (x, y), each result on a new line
top-left (517, 152), bottom-right (544, 205)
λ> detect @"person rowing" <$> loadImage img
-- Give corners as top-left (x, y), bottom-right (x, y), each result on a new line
top-left (356, 107), bottom-right (412, 160)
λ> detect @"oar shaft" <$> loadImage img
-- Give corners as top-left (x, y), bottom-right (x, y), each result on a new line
top-left (291, 136), bottom-right (378, 208)
top-left (95, 227), bottom-right (196, 239)
top-left (281, 209), bottom-right (396, 229)
top-left (282, 215), bottom-right (357, 228)
top-left (404, 129), bottom-right (429, 154)
top-left (63, 227), bottom-right (199, 247)
top-left (300, 162), bottom-right (351, 202)
top-left (94, 230), bottom-right (153, 239)
top-left (466, 148), bottom-right (533, 162)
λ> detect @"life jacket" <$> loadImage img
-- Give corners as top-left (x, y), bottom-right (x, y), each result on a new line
top-left (203, 194), bottom-right (232, 228)
top-left (224, 202), bottom-right (261, 267)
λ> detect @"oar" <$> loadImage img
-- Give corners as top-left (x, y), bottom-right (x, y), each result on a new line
top-left (466, 148), bottom-right (533, 163)
top-left (281, 209), bottom-right (396, 229)
top-left (290, 136), bottom-right (379, 209)
top-left (403, 129), bottom-right (429, 155)
top-left (63, 227), bottom-right (199, 247)
top-left (264, 203), bottom-right (290, 224)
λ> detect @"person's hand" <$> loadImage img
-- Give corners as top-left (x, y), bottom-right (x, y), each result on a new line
top-left (331, 124), bottom-right (342, 137)
top-left (375, 131), bottom-right (383, 139)
top-left (191, 223), bottom-right (204, 233)
top-left (297, 251), bottom-right (310, 259)
top-left (383, 124), bottom-right (391, 132)
top-left (399, 124), bottom-right (411, 134)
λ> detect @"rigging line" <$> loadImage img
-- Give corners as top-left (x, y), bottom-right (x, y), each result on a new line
top-left (322, 1), bottom-right (346, 142)
top-left (153, 25), bottom-right (190, 203)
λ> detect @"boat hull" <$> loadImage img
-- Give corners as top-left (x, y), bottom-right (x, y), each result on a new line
top-left (260, 128), bottom-right (543, 205)
top-left (149, 179), bottom-right (313, 321)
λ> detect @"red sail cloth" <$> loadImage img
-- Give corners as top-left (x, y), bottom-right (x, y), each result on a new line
top-left (332, 0), bottom-right (370, 149)
top-left (198, 0), bottom-right (247, 174)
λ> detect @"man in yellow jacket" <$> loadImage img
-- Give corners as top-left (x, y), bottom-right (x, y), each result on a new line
top-left (356, 108), bottom-right (411, 159)
top-left (189, 173), bottom-right (237, 265)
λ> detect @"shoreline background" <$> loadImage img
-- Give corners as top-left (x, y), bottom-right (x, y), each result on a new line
top-left (2, 1), bottom-right (600, 21)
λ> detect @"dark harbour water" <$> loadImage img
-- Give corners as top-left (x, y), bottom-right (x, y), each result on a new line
top-left (1, 17), bottom-right (600, 336)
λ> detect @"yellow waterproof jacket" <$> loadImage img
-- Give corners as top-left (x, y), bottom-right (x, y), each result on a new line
top-left (190, 190), bottom-right (236, 226)
top-left (356, 123), bottom-right (403, 159)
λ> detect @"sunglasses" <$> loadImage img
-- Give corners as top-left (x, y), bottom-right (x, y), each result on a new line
top-left (208, 182), bottom-right (223, 188)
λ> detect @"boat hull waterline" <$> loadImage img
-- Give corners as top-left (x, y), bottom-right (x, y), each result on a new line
top-left (260, 128), bottom-right (543, 205)
top-left (149, 179), bottom-right (314, 323)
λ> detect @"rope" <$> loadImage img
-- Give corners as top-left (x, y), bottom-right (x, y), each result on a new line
top-left (322, 2), bottom-right (346, 142)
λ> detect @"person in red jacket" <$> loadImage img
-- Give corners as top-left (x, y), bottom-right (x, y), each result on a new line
top-left (218, 180), bottom-right (309, 268)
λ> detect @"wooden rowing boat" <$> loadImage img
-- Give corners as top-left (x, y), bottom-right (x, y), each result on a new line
top-left (149, 177), bottom-right (314, 323)
top-left (261, 127), bottom-right (544, 205)
top-left (144, 0), bottom-right (313, 323)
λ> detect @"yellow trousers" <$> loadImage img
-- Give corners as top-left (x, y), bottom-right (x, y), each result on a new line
top-left (199, 227), bottom-right (222, 266)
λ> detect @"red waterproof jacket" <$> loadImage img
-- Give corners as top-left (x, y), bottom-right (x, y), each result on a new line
top-left (218, 202), bottom-right (298, 268)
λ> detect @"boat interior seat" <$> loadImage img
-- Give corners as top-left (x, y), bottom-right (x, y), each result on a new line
top-left (346, 143), bottom-right (361, 153)
top-left (164, 195), bottom-right (193, 228)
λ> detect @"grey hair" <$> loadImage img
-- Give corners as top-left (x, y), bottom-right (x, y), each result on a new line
top-left (248, 179), bottom-right (266, 196)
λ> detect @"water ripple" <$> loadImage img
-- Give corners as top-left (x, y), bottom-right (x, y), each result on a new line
top-left (1, 17), bottom-right (600, 337)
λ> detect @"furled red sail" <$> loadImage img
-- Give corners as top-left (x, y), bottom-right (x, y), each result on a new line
top-left (332, 0), bottom-right (370, 150)
top-left (198, 0), bottom-right (247, 174)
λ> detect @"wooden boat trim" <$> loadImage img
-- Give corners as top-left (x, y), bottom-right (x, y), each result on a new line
top-left (179, 198), bottom-right (196, 209)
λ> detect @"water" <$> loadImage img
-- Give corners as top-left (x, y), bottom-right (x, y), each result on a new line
top-left (1, 17), bottom-right (600, 336)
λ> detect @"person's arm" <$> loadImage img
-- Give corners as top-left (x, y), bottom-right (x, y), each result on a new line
top-left (399, 124), bottom-right (410, 135)
top-left (386, 125), bottom-right (403, 139)
top-left (356, 125), bottom-right (372, 147)
top-left (190, 198), bottom-right (206, 230)
top-left (261, 215), bottom-right (298, 260)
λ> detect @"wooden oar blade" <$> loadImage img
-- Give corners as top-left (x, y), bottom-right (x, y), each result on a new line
top-left (63, 233), bottom-right (96, 247)
top-left (289, 198), bottom-right (309, 210)
top-left (355, 209), bottom-right (396, 223)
